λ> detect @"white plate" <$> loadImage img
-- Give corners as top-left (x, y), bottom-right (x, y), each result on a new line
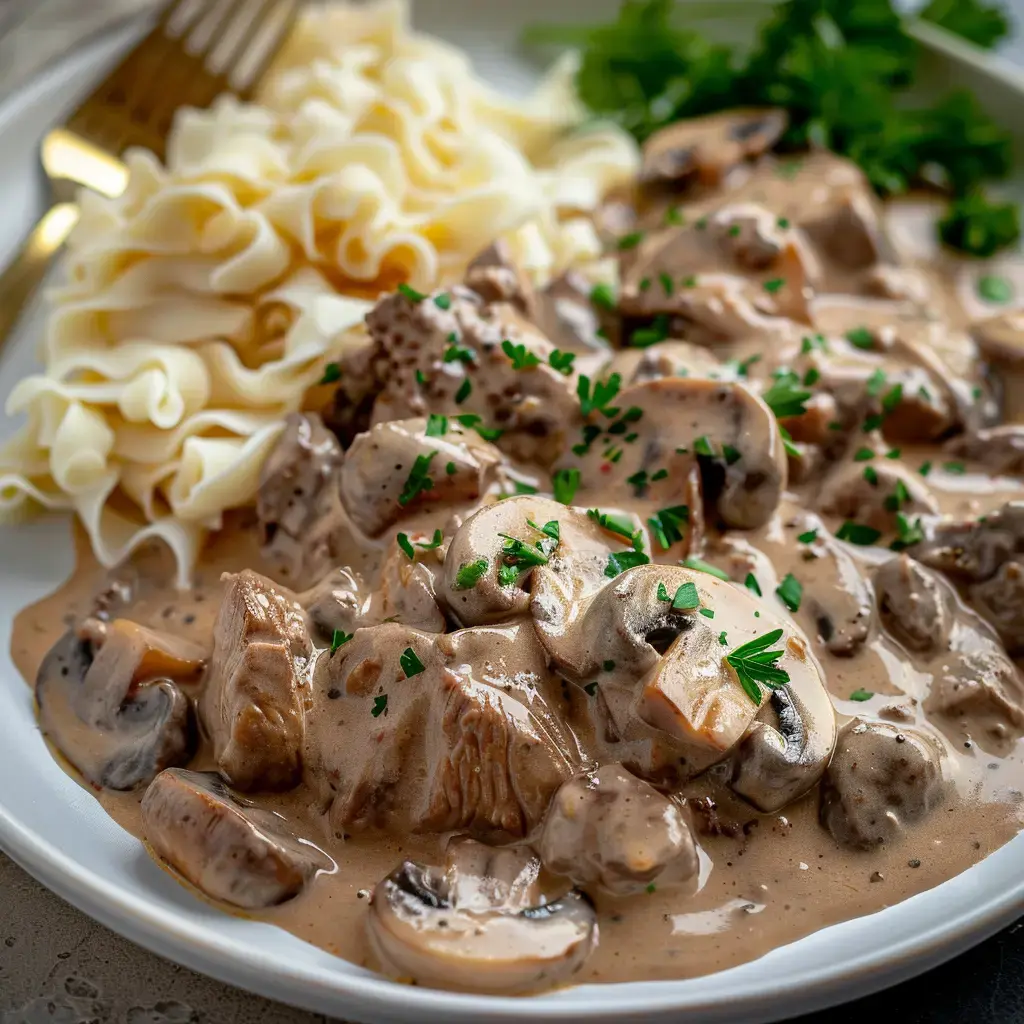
top-left (2, 8), bottom-right (1024, 1024)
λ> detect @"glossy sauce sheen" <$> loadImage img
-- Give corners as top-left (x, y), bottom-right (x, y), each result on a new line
top-left (13, 149), bottom-right (1024, 988)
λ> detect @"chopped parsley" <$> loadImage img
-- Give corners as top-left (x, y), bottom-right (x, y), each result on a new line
top-left (863, 414), bottom-right (884, 433)
top-left (882, 383), bottom-right (904, 414)
top-left (977, 274), bottom-right (1014, 304)
top-left (885, 448), bottom-right (901, 460)
top-left (425, 413), bottom-right (448, 437)
top-left (591, 282), bottom-right (617, 310)
top-left (399, 648), bottom-right (425, 678)
top-left (863, 465), bottom-right (879, 486)
top-left (723, 444), bottom-right (742, 465)
top-left (397, 533), bottom-right (416, 559)
top-left (672, 581), bottom-right (700, 610)
top-left (604, 549), bottom-right (651, 578)
top-left (664, 206), bottom-right (684, 226)
top-left (454, 378), bottom-right (472, 403)
top-left (657, 581), bottom-right (670, 602)
top-left (500, 534), bottom-right (550, 570)
top-left (919, 460), bottom-right (933, 477)
top-left (631, 314), bottom-right (671, 348)
top-left (587, 508), bottom-right (636, 540)
top-left (744, 573), bottom-right (762, 596)
top-left (502, 339), bottom-right (541, 370)
top-left (763, 277), bottom-right (785, 294)
top-left (398, 451), bottom-right (436, 506)
top-left (434, 292), bottom-right (452, 310)
top-left (552, 467), bottom-right (581, 505)
top-left (718, 630), bottom-right (729, 645)
top-left (943, 460), bottom-right (967, 474)
top-left (446, 461), bottom-right (457, 475)
top-left (891, 513), bottom-right (926, 551)
top-left (371, 694), bottom-right (389, 717)
top-left (797, 529), bottom-right (817, 544)
top-left (803, 367), bottom-right (820, 387)
top-left (398, 282), bottom-right (427, 302)
top-left (626, 469), bottom-right (648, 495)
top-left (330, 629), bottom-right (353, 653)
top-left (682, 556), bottom-right (730, 581)
top-left (577, 373), bottom-right (622, 417)
top-left (527, 519), bottom-right (561, 544)
top-left (443, 343), bottom-right (475, 364)
top-left (319, 362), bottom-right (341, 385)
top-left (866, 369), bottom-right (887, 397)
top-left (776, 573), bottom-right (803, 612)
top-left (726, 629), bottom-right (790, 705)
top-left (454, 559), bottom-right (488, 589)
top-left (549, 349), bottom-right (576, 375)
top-left (418, 529), bottom-right (443, 550)
top-left (854, 448), bottom-right (875, 462)
top-left (617, 231), bottom-right (645, 251)
top-left (699, 608), bottom-right (715, 619)
top-left (849, 688), bottom-right (874, 702)
top-left (694, 435), bottom-right (715, 457)
top-left (845, 327), bottom-right (875, 350)
top-left (762, 377), bottom-right (811, 419)
top-left (884, 478), bottom-right (911, 512)
top-left (648, 505), bottom-right (690, 549)
top-left (836, 521), bottom-right (882, 546)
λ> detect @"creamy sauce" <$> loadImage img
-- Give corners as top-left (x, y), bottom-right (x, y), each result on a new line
top-left (13, 112), bottom-right (1024, 994)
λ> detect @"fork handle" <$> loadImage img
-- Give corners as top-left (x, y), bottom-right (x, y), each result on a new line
top-left (0, 202), bottom-right (81, 347)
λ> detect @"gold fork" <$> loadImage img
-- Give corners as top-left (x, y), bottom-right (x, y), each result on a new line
top-left (0, 0), bottom-right (302, 346)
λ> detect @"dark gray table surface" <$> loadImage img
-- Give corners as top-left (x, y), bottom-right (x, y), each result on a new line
top-left (4, 1), bottom-right (1024, 1021)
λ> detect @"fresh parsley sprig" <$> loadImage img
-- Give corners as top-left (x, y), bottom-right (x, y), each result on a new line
top-left (726, 628), bottom-right (791, 705)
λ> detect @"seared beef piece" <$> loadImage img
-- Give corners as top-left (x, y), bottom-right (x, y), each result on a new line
top-left (539, 764), bottom-right (698, 896)
top-left (257, 413), bottom-right (347, 585)
top-left (911, 502), bottom-right (1024, 653)
top-left (304, 621), bottom-right (582, 839)
top-left (201, 570), bottom-right (312, 791)
top-left (142, 768), bottom-right (331, 908)
top-left (329, 285), bottom-right (587, 466)
top-left (816, 459), bottom-right (938, 535)
top-left (874, 555), bottom-right (951, 654)
top-left (464, 240), bottom-right (537, 319)
top-left (820, 719), bottom-right (947, 850)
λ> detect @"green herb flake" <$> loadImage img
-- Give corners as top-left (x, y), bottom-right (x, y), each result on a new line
top-left (718, 630), bottom-right (729, 645)
top-left (399, 648), bottom-right (425, 678)
top-left (398, 282), bottom-right (427, 302)
top-left (797, 529), bottom-right (817, 544)
top-left (455, 559), bottom-right (489, 589)
top-left (617, 231), bottom-right (645, 251)
top-left (549, 349), bottom-right (576, 375)
top-left (604, 549), bottom-right (651, 577)
top-left (943, 460), bottom-right (967, 474)
top-left (803, 367), bottom-right (820, 387)
top-left (682, 274), bottom-right (698, 288)
top-left (397, 533), bottom-right (415, 560)
top-left (631, 314), bottom-right (670, 348)
top-left (319, 362), bottom-right (341, 385)
top-left (443, 344), bottom-right (476, 364)
top-left (863, 465), bottom-right (879, 486)
top-left (651, 468), bottom-right (668, 481)
top-left (776, 573), bottom-right (803, 612)
top-left (882, 383), bottom-right (904, 414)
top-left (699, 607), bottom-right (715, 619)
top-left (763, 377), bottom-right (811, 419)
top-left (744, 572), bottom-right (762, 596)
top-left (672, 581), bottom-right (701, 610)
top-left (330, 629), bottom-right (353, 653)
top-left (723, 444), bottom-right (742, 465)
top-left (513, 481), bottom-right (538, 495)
top-left (763, 277), bottom-right (785, 294)
top-left (891, 513), bottom-right (926, 551)
top-left (502, 339), bottom-right (542, 370)
top-left (885, 448), bottom-right (901, 460)
top-left (836, 521), bottom-right (882, 546)
top-left (726, 629), bottom-right (790, 705)
top-left (418, 529), bottom-right (444, 551)
top-left (454, 378), bottom-right (472, 403)
top-left (846, 327), bottom-right (875, 350)
top-left (849, 688), bottom-right (874, 702)
top-left (866, 369), bottom-right (887, 397)
top-left (425, 413), bottom-right (448, 437)
top-left (552, 467), bottom-right (581, 505)
top-left (682, 556), bottom-right (730, 581)
top-left (648, 505), bottom-right (690, 549)
top-left (577, 373), bottom-right (622, 417)
top-left (863, 414), bottom-right (884, 433)
top-left (919, 460), bottom-right (933, 477)
top-left (977, 274), bottom-right (1014, 304)
top-left (398, 451), bottom-right (436, 506)
top-left (433, 292), bottom-right (452, 310)
top-left (584, 681), bottom-right (599, 696)
top-left (446, 461), bottom-right (457, 476)
top-left (657, 581), bottom-right (670, 602)
top-left (659, 271), bottom-right (675, 296)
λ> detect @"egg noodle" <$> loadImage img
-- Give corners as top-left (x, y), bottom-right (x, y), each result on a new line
top-left (0, 0), bottom-right (638, 584)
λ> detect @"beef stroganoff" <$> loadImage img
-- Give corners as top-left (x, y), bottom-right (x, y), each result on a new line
top-left (8, 0), bottom-right (1024, 1000)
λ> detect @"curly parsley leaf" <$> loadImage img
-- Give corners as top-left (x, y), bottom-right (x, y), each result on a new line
top-left (726, 628), bottom-right (790, 705)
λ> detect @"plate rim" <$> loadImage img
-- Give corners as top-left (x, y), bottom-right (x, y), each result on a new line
top-left (1, 18), bottom-right (1023, 1024)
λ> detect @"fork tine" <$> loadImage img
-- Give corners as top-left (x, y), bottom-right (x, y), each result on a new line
top-left (234, 0), bottom-right (301, 99)
top-left (213, 0), bottom-right (275, 79)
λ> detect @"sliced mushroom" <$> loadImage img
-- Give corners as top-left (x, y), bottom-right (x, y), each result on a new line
top-left (567, 376), bottom-right (786, 530)
top-left (142, 768), bottom-right (332, 908)
top-left (538, 764), bottom-right (699, 896)
top-left (201, 570), bottom-right (312, 792)
top-left (640, 108), bottom-right (787, 188)
top-left (817, 459), bottom-right (938, 534)
top-left (36, 620), bottom-right (203, 790)
top-left (341, 417), bottom-right (503, 538)
top-left (873, 555), bottom-right (951, 654)
top-left (368, 839), bottom-right (596, 994)
top-left (820, 719), bottom-right (948, 850)
top-left (441, 495), bottom-right (625, 628)
top-left (257, 412), bottom-right (348, 585)
top-left (972, 311), bottom-right (1024, 423)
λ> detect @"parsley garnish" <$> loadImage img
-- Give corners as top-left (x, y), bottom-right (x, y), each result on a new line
top-left (682, 556), bottom-right (730, 581)
top-left (776, 573), bottom-right (802, 612)
top-left (919, 460), bottom-right (933, 477)
top-left (672, 581), bottom-right (700, 610)
top-left (319, 362), bottom-right (341, 385)
top-left (854, 448), bottom-right (874, 462)
top-left (513, 481), bottom-right (538, 495)
top-left (977, 274), bottom-right (1014, 304)
top-left (617, 231), bottom-right (645, 250)
top-left (886, 448), bottom-right (901, 460)
top-left (744, 573), bottom-right (762, 596)
top-left (398, 451), bottom-right (436, 506)
top-left (446, 461), bottom-right (457, 475)
top-left (398, 283), bottom-right (427, 302)
top-left (864, 465), bottom-right (879, 486)
top-left (417, 529), bottom-right (443, 550)
top-left (587, 508), bottom-right (636, 540)
top-left (797, 529), bottom-right (817, 544)
top-left (884, 478), bottom-right (911, 512)
top-left (659, 271), bottom-right (675, 295)
top-left (762, 377), bottom-right (811, 419)
top-left (552, 467), bottom-right (581, 505)
top-left (846, 327), bottom-right (874, 350)
top-left (693, 435), bottom-right (715, 457)
top-left (699, 608), bottom-right (715, 619)
top-left (330, 629), bottom-right (353, 653)
top-left (584, 681), bottom-right (599, 696)
top-left (943, 460), bottom-right (967, 474)
top-left (577, 373), bottom-right (622, 417)
top-left (922, 0), bottom-right (1009, 48)
top-left (938, 193), bottom-right (1019, 258)
top-left (836, 521), bottom-right (882, 546)
top-left (648, 505), bottom-right (689, 549)
top-left (434, 292), bottom-right (452, 310)
top-left (454, 378), bottom-right (472, 403)
top-left (549, 350), bottom-right (576, 375)
top-left (891, 513), bottom-right (926, 551)
top-left (397, 533), bottom-right (415, 559)
top-left (502, 339), bottom-right (541, 370)
top-left (849, 688), bottom-right (874, 702)
top-left (527, 518), bottom-right (561, 545)
top-left (425, 413), bottom-right (448, 437)
top-left (591, 282), bottom-right (617, 310)
top-left (455, 559), bottom-right (488, 589)
top-left (371, 694), bottom-right (388, 717)
top-left (399, 648), bottom-right (425, 678)
top-left (882, 383), bottom-right (904, 414)
top-left (763, 278), bottom-right (785, 294)
top-left (657, 581), bottom-right (670, 602)
top-left (631, 314), bottom-right (670, 348)
top-left (627, 469), bottom-right (648, 495)
top-left (604, 549), bottom-right (651, 577)
top-left (726, 629), bottom-right (790, 705)
top-left (444, 344), bottom-right (475, 364)
top-left (718, 630), bottom-right (729, 645)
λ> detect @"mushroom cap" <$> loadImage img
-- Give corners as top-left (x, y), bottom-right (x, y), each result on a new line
top-left (640, 108), bottom-right (787, 187)
top-left (368, 843), bottom-right (596, 994)
top-left (142, 768), bottom-right (332, 908)
top-left (442, 495), bottom-right (625, 627)
top-left (817, 459), bottom-right (938, 534)
top-left (36, 624), bottom-right (200, 790)
top-left (564, 376), bottom-right (786, 530)
top-left (341, 416), bottom-right (503, 538)
top-left (973, 311), bottom-right (1024, 365)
